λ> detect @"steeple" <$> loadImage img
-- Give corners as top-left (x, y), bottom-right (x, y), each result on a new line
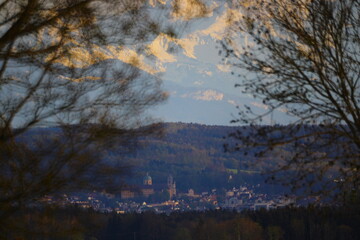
top-left (143, 173), bottom-right (152, 185)
top-left (167, 175), bottom-right (176, 199)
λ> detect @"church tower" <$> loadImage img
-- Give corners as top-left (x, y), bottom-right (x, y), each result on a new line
top-left (143, 173), bottom-right (152, 185)
top-left (167, 175), bottom-right (176, 199)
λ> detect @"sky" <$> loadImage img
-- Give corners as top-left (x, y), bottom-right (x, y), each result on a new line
top-left (52, 0), bottom-right (292, 126)
top-left (137, 2), bottom-right (263, 125)
top-left (140, 2), bottom-right (291, 125)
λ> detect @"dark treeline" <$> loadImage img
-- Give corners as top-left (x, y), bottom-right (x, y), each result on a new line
top-left (5, 206), bottom-right (360, 240)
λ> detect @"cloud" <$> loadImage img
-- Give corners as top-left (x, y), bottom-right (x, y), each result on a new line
top-left (149, 0), bottom-right (167, 7)
top-left (146, 34), bottom-right (177, 63)
top-left (200, 7), bottom-right (243, 40)
top-left (48, 44), bottom-right (163, 75)
top-left (216, 64), bottom-right (231, 72)
top-left (251, 101), bottom-right (289, 113)
top-left (171, 0), bottom-right (215, 20)
top-left (47, 2), bottom-right (245, 79)
top-left (181, 89), bottom-right (224, 101)
top-left (199, 69), bottom-right (213, 76)
top-left (227, 100), bottom-right (237, 106)
top-left (201, 17), bottom-right (226, 40)
top-left (107, 46), bottom-right (162, 74)
top-left (154, 61), bottom-right (167, 72)
top-left (277, 107), bottom-right (288, 113)
top-left (144, 32), bottom-right (205, 65)
top-left (176, 35), bottom-right (202, 59)
top-left (194, 80), bottom-right (204, 86)
top-left (144, 2), bottom-right (236, 64)
top-left (251, 102), bottom-right (269, 110)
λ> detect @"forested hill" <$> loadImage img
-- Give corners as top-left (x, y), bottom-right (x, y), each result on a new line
top-left (25, 123), bottom-right (285, 193)
top-left (112, 122), bottom-right (280, 193)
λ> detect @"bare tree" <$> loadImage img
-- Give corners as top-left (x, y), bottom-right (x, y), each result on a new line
top-left (222, 0), bottom-right (360, 201)
top-left (0, 0), bottom-right (212, 228)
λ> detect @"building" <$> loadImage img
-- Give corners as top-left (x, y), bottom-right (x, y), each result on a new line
top-left (120, 189), bottom-right (136, 199)
top-left (167, 175), bottom-right (176, 199)
top-left (141, 185), bottom-right (155, 197)
top-left (143, 173), bottom-right (152, 185)
top-left (120, 173), bottom-right (176, 200)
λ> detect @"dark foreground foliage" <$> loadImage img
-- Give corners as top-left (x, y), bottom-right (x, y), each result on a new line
top-left (4, 206), bottom-right (360, 240)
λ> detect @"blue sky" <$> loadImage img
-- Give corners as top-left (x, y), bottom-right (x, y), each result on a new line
top-left (51, 0), bottom-right (292, 126)
top-left (139, 3), bottom-right (292, 125)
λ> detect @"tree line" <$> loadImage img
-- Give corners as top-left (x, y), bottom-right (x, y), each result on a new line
top-left (4, 206), bottom-right (360, 240)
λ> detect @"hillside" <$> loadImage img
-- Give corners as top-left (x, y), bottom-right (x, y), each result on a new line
top-left (111, 122), bottom-right (283, 193)
top-left (23, 123), bottom-right (289, 194)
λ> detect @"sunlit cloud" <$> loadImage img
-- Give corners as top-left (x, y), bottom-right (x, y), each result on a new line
top-left (145, 33), bottom-right (204, 62)
top-left (251, 102), bottom-right (289, 113)
top-left (176, 35), bottom-right (202, 59)
top-left (201, 7), bottom-right (243, 40)
top-left (149, 0), bottom-right (167, 7)
top-left (48, 44), bottom-right (162, 75)
top-left (216, 64), bottom-right (231, 72)
top-left (171, 0), bottom-right (215, 20)
top-left (199, 70), bottom-right (213, 76)
top-left (251, 102), bottom-right (269, 110)
top-left (47, 1), bottom-right (242, 79)
top-left (146, 34), bottom-right (177, 63)
top-left (182, 89), bottom-right (224, 101)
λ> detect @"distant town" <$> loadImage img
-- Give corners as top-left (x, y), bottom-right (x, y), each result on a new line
top-left (39, 173), bottom-right (296, 214)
